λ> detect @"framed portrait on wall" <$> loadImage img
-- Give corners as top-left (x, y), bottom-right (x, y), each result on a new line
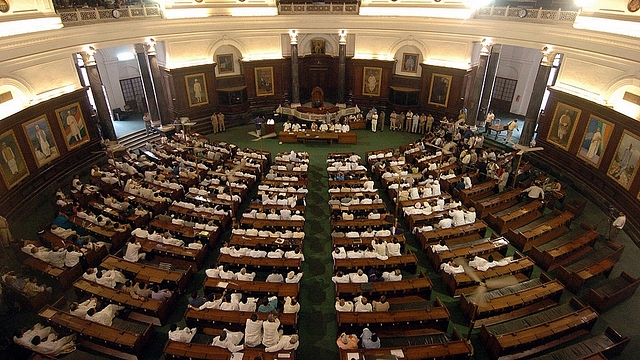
top-left (607, 130), bottom-right (640, 189)
top-left (217, 54), bottom-right (234, 74)
top-left (55, 102), bottom-right (90, 151)
top-left (0, 130), bottom-right (30, 189)
top-left (401, 53), bottom-right (419, 73)
top-left (428, 73), bottom-right (452, 107)
top-left (22, 115), bottom-right (60, 168)
top-left (362, 67), bottom-right (382, 97)
top-left (311, 39), bottom-right (326, 55)
top-left (546, 102), bottom-right (581, 150)
top-left (576, 115), bottom-right (614, 168)
top-left (185, 73), bottom-right (209, 107)
top-left (254, 67), bottom-right (275, 97)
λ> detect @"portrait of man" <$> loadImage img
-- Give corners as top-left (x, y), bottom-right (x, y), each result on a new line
top-left (56, 103), bottom-right (90, 150)
top-left (311, 39), bottom-right (325, 55)
top-left (428, 74), bottom-right (452, 107)
top-left (402, 53), bottom-right (419, 73)
top-left (185, 74), bottom-right (209, 107)
top-left (546, 102), bottom-right (581, 150)
top-left (577, 115), bottom-right (613, 167)
top-left (608, 130), bottom-right (640, 189)
top-left (255, 67), bottom-right (275, 97)
top-left (23, 115), bottom-right (60, 167)
top-left (0, 130), bottom-right (30, 189)
top-left (217, 54), bottom-right (234, 74)
top-left (362, 67), bottom-right (382, 97)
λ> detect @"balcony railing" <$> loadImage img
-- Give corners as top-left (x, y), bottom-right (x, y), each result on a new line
top-left (278, 2), bottom-right (359, 15)
top-left (474, 6), bottom-right (579, 23)
top-left (57, 4), bottom-right (162, 25)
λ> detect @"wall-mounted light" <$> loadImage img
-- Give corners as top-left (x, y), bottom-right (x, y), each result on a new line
top-left (289, 29), bottom-right (298, 45)
top-left (339, 29), bottom-right (347, 45)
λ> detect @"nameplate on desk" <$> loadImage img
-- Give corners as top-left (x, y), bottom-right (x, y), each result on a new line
top-left (216, 281), bottom-right (229, 288)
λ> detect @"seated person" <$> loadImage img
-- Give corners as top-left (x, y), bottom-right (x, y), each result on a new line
top-left (168, 324), bottom-right (197, 343)
top-left (211, 329), bottom-right (244, 352)
top-left (335, 297), bottom-right (354, 312)
top-left (85, 303), bottom-right (125, 326)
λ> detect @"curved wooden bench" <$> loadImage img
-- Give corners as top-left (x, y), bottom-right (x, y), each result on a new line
top-left (335, 270), bottom-right (432, 300)
top-left (487, 200), bottom-right (544, 235)
top-left (426, 235), bottom-right (509, 271)
top-left (333, 251), bottom-right (418, 273)
top-left (203, 277), bottom-right (300, 298)
top-left (529, 224), bottom-right (599, 272)
top-left (217, 253), bottom-right (302, 271)
top-left (184, 308), bottom-right (297, 331)
top-left (416, 220), bottom-right (488, 251)
top-left (531, 327), bottom-right (629, 360)
top-left (506, 210), bottom-right (574, 252)
top-left (471, 188), bottom-right (521, 220)
top-left (586, 271), bottom-right (640, 313)
top-left (164, 340), bottom-right (296, 360)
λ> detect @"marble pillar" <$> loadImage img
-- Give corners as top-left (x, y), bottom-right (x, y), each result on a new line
top-left (337, 30), bottom-right (347, 106)
top-left (134, 43), bottom-right (160, 125)
top-left (479, 44), bottom-right (501, 123)
top-left (146, 40), bottom-right (171, 125)
top-left (290, 30), bottom-right (300, 107)
top-left (81, 49), bottom-right (116, 140)
top-left (467, 41), bottom-right (491, 126)
top-left (519, 51), bottom-right (554, 146)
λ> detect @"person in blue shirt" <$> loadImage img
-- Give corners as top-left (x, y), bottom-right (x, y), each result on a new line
top-left (258, 295), bottom-right (278, 312)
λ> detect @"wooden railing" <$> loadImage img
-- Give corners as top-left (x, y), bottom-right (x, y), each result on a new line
top-left (57, 4), bottom-right (162, 25)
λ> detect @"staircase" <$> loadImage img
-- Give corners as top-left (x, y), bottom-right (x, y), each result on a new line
top-left (117, 129), bottom-right (162, 150)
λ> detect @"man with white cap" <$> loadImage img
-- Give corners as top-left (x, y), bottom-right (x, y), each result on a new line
top-left (285, 271), bottom-right (304, 283)
top-left (262, 314), bottom-right (282, 347)
top-left (265, 334), bottom-right (299, 352)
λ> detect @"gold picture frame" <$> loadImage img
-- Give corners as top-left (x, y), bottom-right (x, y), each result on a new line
top-left (546, 102), bottom-right (581, 151)
top-left (362, 67), bottom-right (382, 97)
top-left (607, 130), bottom-right (640, 190)
top-left (185, 73), bottom-right (209, 107)
top-left (311, 39), bottom-right (326, 55)
top-left (255, 67), bottom-right (275, 97)
top-left (0, 129), bottom-right (30, 189)
top-left (401, 53), bottom-right (419, 73)
top-left (428, 73), bottom-right (451, 107)
top-left (22, 115), bottom-right (60, 168)
top-left (217, 54), bottom-right (234, 74)
top-left (576, 115), bottom-right (614, 168)
top-left (55, 102), bottom-right (90, 151)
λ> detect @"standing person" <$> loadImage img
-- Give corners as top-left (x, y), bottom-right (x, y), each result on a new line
top-left (218, 112), bottom-right (226, 132)
top-left (484, 110), bottom-right (494, 133)
top-left (405, 110), bottom-right (413, 132)
top-left (389, 111), bottom-right (397, 131)
top-left (505, 119), bottom-right (519, 143)
top-left (143, 112), bottom-right (152, 135)
top-left (609, 211), bottom-right (626, 241)
top-left (411, 112), bottom-right (419, 133)
top-left (379, 110), bottom-right (385, 132)
top-left (418, 113), bottom-right (426, 134)
top-left (371, 111), bottom-right (378, 132)
top-left (254, 115), bottom-right (262, 136)
top-left (426, 113), bottom-right (434, 133)
top-left (0, 215), bottom-right (14, 261)
top-left (210, 113), bottom-right (219, 134)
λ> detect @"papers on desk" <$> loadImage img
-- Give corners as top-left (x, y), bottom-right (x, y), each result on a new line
top-left (347, 353), bottom-right (360, 359)
top-left (230, 353), bottom-right (243, 360)
top-left (277, 353), bottom-right (291, 358)
top-left (216, 281), bottom-right (229, 289)
top-left (390, 349), bottom-right (405, 357)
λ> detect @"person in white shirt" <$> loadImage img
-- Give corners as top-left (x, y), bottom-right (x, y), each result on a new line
top-left (440, 261), bottom-right (465, 274)
top-left (123, 238), bottom-right (146, 262)
top-left (262, 314), bottom-right (281, 347)
top-left (266, 270), bottom-right (284, 283)
top-left (235, 267), bottom-right (256, 281)
top-left (381, 269), bottom-right (403, 282)
top-left (386, 238), bottom-right (402, 257)
top-left (85, 304), bottom-right (124, 326)
top-left (267, 249), bottom-right (284, 258)
top-left (332, 246), bottom-right (347, 259)
top-left (64, 245), bottom-right (84, 268)
top-left (285, 271), bottom-right (304, 283)
top-left (194, 293), bottom-right (224, 311)
top-left (211, 329), bottom-right (244, 352)
top-left (219, 294), bottom-right (240, 311)
top-left (522, 183), bottom-right (544, 200)
top-left (284, 247), bottom-right (305, 260)
top-left (168, 324), bottom-right (197, 343)
top-left (69, 297), bottom-right (97, 317)
top-left (610, 211), bottom-right (626, 241)
top-left (437, 217), bottom-right (453, 229)
top-left (353, 296), bottom-right (373, 312)
top-left (464, 207), bottom-right (477, 224)
top-left (335, 297), bottom-right (354, 312)
top-left (331, 271), bottom-right (350, 283)
top-left (371, 239), bottom-right (387, 257)
top-left (349, 269), bottom-right (368, 283)
top-left (449, 207), bottom-right (465, 226)
top-left (283, 296), bottom-right (300, 313)
top-left (265, 334), bottom-right (299, 353)
top-left (244, 314), bottom-right (263, 347)
top-left (430, 239), bottom-right (449, 253)
top-left (360, 328), bottom-right (381, 349)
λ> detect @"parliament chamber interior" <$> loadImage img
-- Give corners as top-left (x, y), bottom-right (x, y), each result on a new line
top-left (1, 0), bottom-right (640, 359)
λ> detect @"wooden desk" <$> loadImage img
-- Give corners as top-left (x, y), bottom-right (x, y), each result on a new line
top-left (38, 230), bottom-right (109, 268)
top-left (487, 200), bottom-right (544, 235)
top-left (587, 271), bottom-right (640, 313)
top-left (88, 200), bottom-right (150, 228)
top-left (332, 234), bottom-right (405, 248)
top-left (416, 221), bottom-right (489, 251)
top-left (337, 297), bottom-right (450, 335)
top-left (39, 304), bottom-right (154, 359)
top-left (203, 277), bottom-right (299, 298)
top-left (456, 180), bottom-right (497, 205)
top-left (184, 308), bottom-right (298, 331)
top-left (149, 219), bottom-right (220, 246)
top-left (529, 226), bottom-right (599, 272)
top-left (68, 215), bottom-right (130, 251)
top-left (506, 210), bottom-right (575, 252)
top-left (168, 204), bottom-right (230, 231)
top-left (217, 253), bottom-right (302, 271)
top-left (229, 233), bottom-right (302, 250)
top-left (333, 252), bottom-right (418, 273)
top-left (278, 131), bottom-right (298, 143)
top-left (441, 253), bottom-right (535, 297)
top-left (471, 188), bottom-right (521, 220)
top-left (101, 255), bottom-right (193, 294)
top-left (426, 236), bottom-right (510, 271)
top-left (488, 123), bottom-right (506, 139)
top-left (73, 278), bottom-right (175, 325)
top-left (23, 255), bottom-right (83, 289)
top-left (460, 277), bottom-right (565, 328)
top-left (164, 340), bottom-right (295, 360)
top-left (331, 218), bottom-right (392, 229)
top-left (335, 270), bottom-right (432, 300)
top-left (112, 188), bottom-right (167, 215)
top-left (297, 131), bottom-right (339, 144)
top-left (137, 237), bottom-right (208, 271)
top-left (240, 218), bottom-right (305, 230)
top-left (556, 241), bottom-right (625, 294)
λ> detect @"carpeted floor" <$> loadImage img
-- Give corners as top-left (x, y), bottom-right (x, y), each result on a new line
top-left (2, 120), bottom-right (638, 360)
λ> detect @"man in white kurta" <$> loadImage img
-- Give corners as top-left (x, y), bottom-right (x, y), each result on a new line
top-left (262, 315), bottom-right (281, 347)
top-left (265, 334), bottom-right (299, 353)
top-left (168, 324), bottom-right (197, 343)
top-left (244, 315), bottom-right (263, 347)
top-left (211, 329), bottom-right (244, 352)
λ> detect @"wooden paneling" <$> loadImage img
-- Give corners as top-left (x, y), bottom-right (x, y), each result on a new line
top-left (162, 64), bottom-right (217, 120)
top-left (419, 64), bottom-right (468, 120)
